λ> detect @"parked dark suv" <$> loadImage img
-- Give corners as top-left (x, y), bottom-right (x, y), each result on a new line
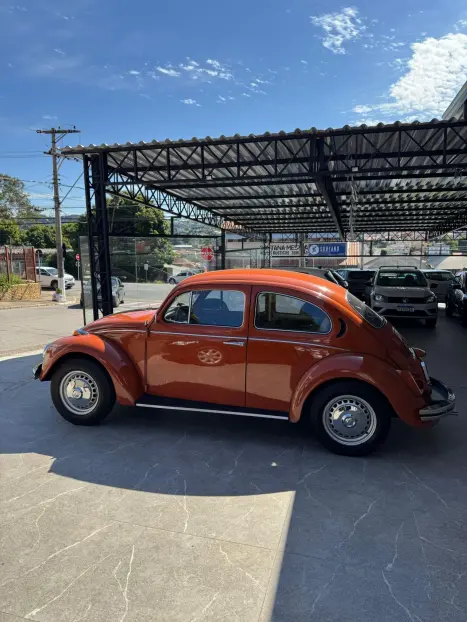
top-left (336, 269), bottom-right (376, 299)
top-left (445, 271), bottom-right (467, 325)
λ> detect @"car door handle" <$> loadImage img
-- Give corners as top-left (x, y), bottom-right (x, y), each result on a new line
top-left (223, 340), bottom-right (245, 347)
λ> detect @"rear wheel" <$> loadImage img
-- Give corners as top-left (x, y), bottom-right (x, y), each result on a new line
top-left (112, 295), bottom-right (119, 308)
top-left (461, 309), bottom-right (467, 327)
top-left (50, 358), bottom-right (115, 425)
top-left (168, 278), bottom-right (176, 285)
top-left (50, 280), bottom-right (58, 290)
top-left (445, 299), bottom-right (454, 317)
top-left (425, 317), bottom-right (437, 328)
top-left (308, 381), bottom-right (392, 456)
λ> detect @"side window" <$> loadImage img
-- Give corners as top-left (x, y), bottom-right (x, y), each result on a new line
top-left (164, 292), bottom-right (191, 324)
top-left (40, 269), bottom-right (48, 275)
top-left (255, 292), bottom-right (331, 334)
top-left (191, 290), bottom-right (245, 327)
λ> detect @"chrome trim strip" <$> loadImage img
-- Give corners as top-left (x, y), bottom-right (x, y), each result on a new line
top-left (92, 328), bottom-right (147, 334)
top-left (249, 336), bottom-right (344, 350)
top-left (253, 291), bottom-right (332, 336)
top-left (150, 330), bottom-right (246, 340)
top-left (135, 403), bottom-right (289, 420)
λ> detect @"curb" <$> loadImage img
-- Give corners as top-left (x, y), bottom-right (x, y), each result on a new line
top-left (0, 300), bottom-right (79, 311)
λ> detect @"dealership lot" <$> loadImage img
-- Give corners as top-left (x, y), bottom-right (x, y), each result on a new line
top-left (0, 313), bottom-right (466, 621)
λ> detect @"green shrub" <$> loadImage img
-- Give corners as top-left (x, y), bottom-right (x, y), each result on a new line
top-left (0, 274), bottom-right (23, 290)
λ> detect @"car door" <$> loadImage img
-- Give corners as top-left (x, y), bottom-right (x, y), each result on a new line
top-left (246, 287), bottom-right (337, 413)
top-left (39, 268), bottom-right (51, 287)
top-left (456, 273), bottom-right (467, 314)
top-left (146, 285), bottom-right (250, 407)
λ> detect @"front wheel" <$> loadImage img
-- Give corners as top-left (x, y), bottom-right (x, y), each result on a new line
top-left (112, 295), bottom-right (119, 308)
top-left (308, 381), bottom-right (392, 456)
top-left (50, 280), bottom-right (58, 290)
top-left (168, 278), bottom-right (176, 285)
top-left (50, 358), bottom-right (115, 425)
top-left (445, 299), bottom-right (454, 317)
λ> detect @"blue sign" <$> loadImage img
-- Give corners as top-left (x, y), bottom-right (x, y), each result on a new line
top-left (305, 243), bottom-right (347, 257)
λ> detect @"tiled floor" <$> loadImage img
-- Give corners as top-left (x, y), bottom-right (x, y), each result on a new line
top-left (0, 314), bottom-right (466, 621)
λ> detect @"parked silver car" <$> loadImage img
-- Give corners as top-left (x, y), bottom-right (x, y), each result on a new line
top-left (368, 266), bottom-right (438, 327)
top-left (422, 269), bottom-right (456, 299)
top-left (167, 269), bottom-right (202, 285)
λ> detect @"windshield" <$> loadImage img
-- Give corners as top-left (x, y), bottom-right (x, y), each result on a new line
top-left (376, 270), bottom-right (427, 287)
top-left (46, 268), bottom-right (58, 275)
top-left (346, 291), bottom-right (386, 329)
top-left (348, 271), bottom-right (374, 281)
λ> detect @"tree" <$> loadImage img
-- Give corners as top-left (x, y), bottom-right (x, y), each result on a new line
top-left (22, 224), bottom-right (57, 249)
top-left (0, 174), bottom-right (42, 219)
top-left (107, 195), bottom-right (170, 237)
top-left (0, 219), bottom-right (22, 245)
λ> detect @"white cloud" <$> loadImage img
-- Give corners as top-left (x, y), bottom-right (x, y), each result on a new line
top-left (53, 48), bottom-right (65, 56)
top-left (42, 114), bottom-right (57, 120)
top-left (128, 69), bottom-right (140, 76)
top-left (352, 104), bottom-right (373, 114)
top-left (310, 7), bottom-right (366, 54)
top-left (218, 95), bottom-right (226, 101)
top-left (455, 19), bottom-right (467, 31)
top-left (157, 66), bottom-right (180, 77)
top-left (181, 98), bottom-right (197, 105)
top-left (301, 60), bottom-right (308, 65)
top-left (241, 92), bottom-right (251, 98)
top-left (353, 33), bottom-right (467, 122)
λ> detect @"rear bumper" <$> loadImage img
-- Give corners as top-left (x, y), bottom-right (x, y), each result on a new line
top-left (33, 363), bottom-right (42, 380)
top-left (419, 377), bottom-right (456, 421)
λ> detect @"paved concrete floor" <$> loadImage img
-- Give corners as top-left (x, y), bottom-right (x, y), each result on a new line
top-left (0, 314), bottom-right (466, 621)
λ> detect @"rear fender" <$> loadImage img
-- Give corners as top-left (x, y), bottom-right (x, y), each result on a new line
top-left (290, 353), bottom-right (427, 427)
top-left (40, 334), bottom-right (144, 406)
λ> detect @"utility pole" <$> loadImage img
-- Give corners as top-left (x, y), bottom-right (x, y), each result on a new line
top-left (36, 127), bottom-right (80, 300)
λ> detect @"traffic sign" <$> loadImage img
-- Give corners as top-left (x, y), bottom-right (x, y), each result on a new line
top-left (75, 253), bottom-right (80, 261)
top-left (201, 247), bottom-right (214, 261)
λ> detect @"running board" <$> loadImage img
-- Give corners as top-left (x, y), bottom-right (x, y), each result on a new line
top-left (135, 394), bottom-right (289, 421)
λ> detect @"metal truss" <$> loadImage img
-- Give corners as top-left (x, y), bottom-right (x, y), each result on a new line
top-left (107, 170), bottom-right (235, 229)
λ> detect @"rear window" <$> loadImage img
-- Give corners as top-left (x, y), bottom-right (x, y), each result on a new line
top-left (376, 270), bottom-right (427, 287)
top-left (346, 291), bottom-right (386, 329)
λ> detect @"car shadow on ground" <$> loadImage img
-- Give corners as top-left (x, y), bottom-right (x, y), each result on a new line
top-left (2, 349), bottom-right (467, 620)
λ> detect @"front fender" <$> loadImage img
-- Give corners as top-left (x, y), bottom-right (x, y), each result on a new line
top-left (40, 334), bottom-right (144, 406)
top-left (289, 353), bottom-right (427, 427)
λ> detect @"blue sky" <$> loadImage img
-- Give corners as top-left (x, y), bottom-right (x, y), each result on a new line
top-left (1, 0), bottom-right (467, 214)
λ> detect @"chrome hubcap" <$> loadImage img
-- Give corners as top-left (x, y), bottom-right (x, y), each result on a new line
top-left (59, 370), bottom-right (99, 415)
top-left (323, 395), bottom-right (377, 446)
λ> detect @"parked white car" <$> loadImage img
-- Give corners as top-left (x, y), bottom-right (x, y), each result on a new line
top-left (36, 267), bottom-right (75, 290)
top-left (422, 269), bottom-right (456, 299)
top-left (167, 269), bottom-right (202, 285)
top-left (368, 266), bottom-right (438, 327)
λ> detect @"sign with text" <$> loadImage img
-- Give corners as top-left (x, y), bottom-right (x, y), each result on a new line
top-left (271, 243), bottom-right (301, 257)
top-left (305, 243), bottom-right (347, 257)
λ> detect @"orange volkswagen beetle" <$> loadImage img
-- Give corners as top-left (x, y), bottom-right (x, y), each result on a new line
top-left (34, 270), bottom-right (456, 456)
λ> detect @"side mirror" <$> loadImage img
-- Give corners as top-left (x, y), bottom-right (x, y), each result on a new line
top-left (451, 282), bottom-right (462, 290)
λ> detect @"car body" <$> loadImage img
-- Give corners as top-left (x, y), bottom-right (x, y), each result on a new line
top-left (367, 266), bottom-right (438, 326)
top-left (81, 276), bottom-right (125, 308)
top-left (445, 271), bottom-right (467, 325)
top-left (337, 269), bottom-right (376, 299)
top-left (167, 269), bottom-right (202, 285)
top-left (36, 266), bottom-right (75, 290)
top-left (422, 269), bottom-right (456, 299)
top-left (33, 269), bottom-right (455, 456)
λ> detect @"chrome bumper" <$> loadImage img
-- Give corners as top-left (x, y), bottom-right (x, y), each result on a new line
top-left (32, 364), bottom-right (42, 380)
top-left (419, 377), bottom-right (456, 421)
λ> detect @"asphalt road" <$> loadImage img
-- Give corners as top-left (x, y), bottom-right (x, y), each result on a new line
top-left (119, 282), bottom-right (174, 303)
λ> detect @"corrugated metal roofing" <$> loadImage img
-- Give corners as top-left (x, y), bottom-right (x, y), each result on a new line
top-left (61, 118), bottom-right (467, 236)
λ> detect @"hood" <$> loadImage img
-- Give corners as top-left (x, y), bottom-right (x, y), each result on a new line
top-left (86, 309), bottom-right (156, 332)
top-left (374, 286), bottom-right (431, 298)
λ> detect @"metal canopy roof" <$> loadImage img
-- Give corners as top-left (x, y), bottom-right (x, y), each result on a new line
top-left (61, 117), bottom-right (467, 239)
